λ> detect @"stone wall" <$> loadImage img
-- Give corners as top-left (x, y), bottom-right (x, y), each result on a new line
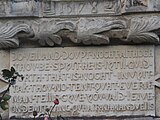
top-left (0, 0), bottom-right (160, 120)
top-left (0, 46), bottom-right (160, 119)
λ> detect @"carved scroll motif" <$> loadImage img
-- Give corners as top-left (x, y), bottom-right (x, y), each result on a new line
top-left (0, 18), bottom-right (127, 48)
top-left (29, 18), bottom-right (127, 46)
top-left (0, 16), bottom-right (160, 48)
top-left (29, 20), bottom-right (76, 46)
top-left (127, 16), bottom-right (160, 43)
top-left (76, 18), bottom-right (127, 45)
top-left (0, 22), bottom-right (34, 48)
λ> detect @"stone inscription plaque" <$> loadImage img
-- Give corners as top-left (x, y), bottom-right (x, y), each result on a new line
top-left (10, 46), bottom-right (155, 118)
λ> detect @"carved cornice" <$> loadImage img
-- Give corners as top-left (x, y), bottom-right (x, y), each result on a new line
top-left (126, 16), bottom-right (160, 44)
top-left (0, 22), bottom-right (34, 48)
top-left (0, 18), bottom-right (128, 48)
top-left (76, 18), bottom-right (126, 45)
top-left (0, 16), bottom-right (160, 48)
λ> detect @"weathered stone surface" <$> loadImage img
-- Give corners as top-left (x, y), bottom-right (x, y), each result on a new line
top-left (121, 0), bottom-right (160, 13)
top-left (0, 50), bottom-right (10, 119)
top-left (155, 46), bottom-right (160, 117)
top-left (0, 15), bottom-right (160, 48)
top-left (0, 0), bottom-right (40, 17)
top-left (77, 18), bottom-right (126, 45)
top-left (9, 46), bottom-right (155, 118)
top-left (0, 0), bottom-right (160, 17)
top-left (0, 1), bottom-right (160, 120)
top-left (125, 16), bottom-right (160, 44)
top-left (0, 21), bottom-right (34, 48)
top-left (42, 0), bottom-right (121, 17)
top-left (0, 50), bottom-right (10, 72)
top-left (0, 0), bottom-right (121, 17)
top-left (2, 117), bottom-right (160, 120)
top-left (0, 17), bottom-right (127, 48)
top-left (0, 1), bottom-right (160, 49)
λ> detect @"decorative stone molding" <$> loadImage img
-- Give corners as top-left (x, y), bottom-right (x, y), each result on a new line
top-left (0, 22), bottom-right (34, 48)
top-left (29, 20), bottom-right (77, 46)
top-left (0, 18), bottom-right (127, 48)
top-left (0, 16), bottom-right (160, 48)
top-left (0, 1), bottom-right (159, 48)
top-left (76, 18), bottom-right (127, 45)
top-left (126, 16), bottom-right (160, 44)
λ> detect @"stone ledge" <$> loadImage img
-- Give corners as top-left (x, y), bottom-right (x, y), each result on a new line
top-left (0, 15), bottom-right (159, 49)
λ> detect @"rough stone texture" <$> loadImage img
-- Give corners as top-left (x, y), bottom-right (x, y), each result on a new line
top-left (126, 16), bottom-right (160, 44)
top-left (121, 0), bottom-right (160, 13)
top-left (0, 0), bottom-right (160, 120)
top-left (0, 0), bottom-right (160, 17)
top-left (0, 15), bottom-right (159, 48)
top-left (0, 50), bottom-right (10, 119)
top-left (0, 1), bottom-right (159, 48)
top-left (0, 50), bottom-right (9, 70)
top-left (0, 17), bottom-right (127, 48)
top-left (155, 46), bottom-right (160, 117)
top-left (0, 0), bottom-right (121, 17)
top-left (0, 0), bottom-right (40, 17)
top-left (2, 117), bottom-right (160, 120)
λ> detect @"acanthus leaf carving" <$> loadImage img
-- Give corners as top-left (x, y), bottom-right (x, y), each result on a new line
top-left (126, 16), bottom-right (160, 44)
top-left (0, 22), bottom-right (34, 48)
top-left (37, 32), bottom-right (62, 46)
top-left (77, 18), bottom-right (127, 45)
top-left (0, 18), bottom-right (127, 48)
top-left (52, 21), bottom-right (76, 33)
top-left (33, 31), bottom-right (63, 47)
top-left (29, 20), bottom-right (76, 47)
top-left (29, 18), bottom-right (127, 47)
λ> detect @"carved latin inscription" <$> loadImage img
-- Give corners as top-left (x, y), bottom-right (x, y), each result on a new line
top-left (10, 46), bottom-right (155, 117)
